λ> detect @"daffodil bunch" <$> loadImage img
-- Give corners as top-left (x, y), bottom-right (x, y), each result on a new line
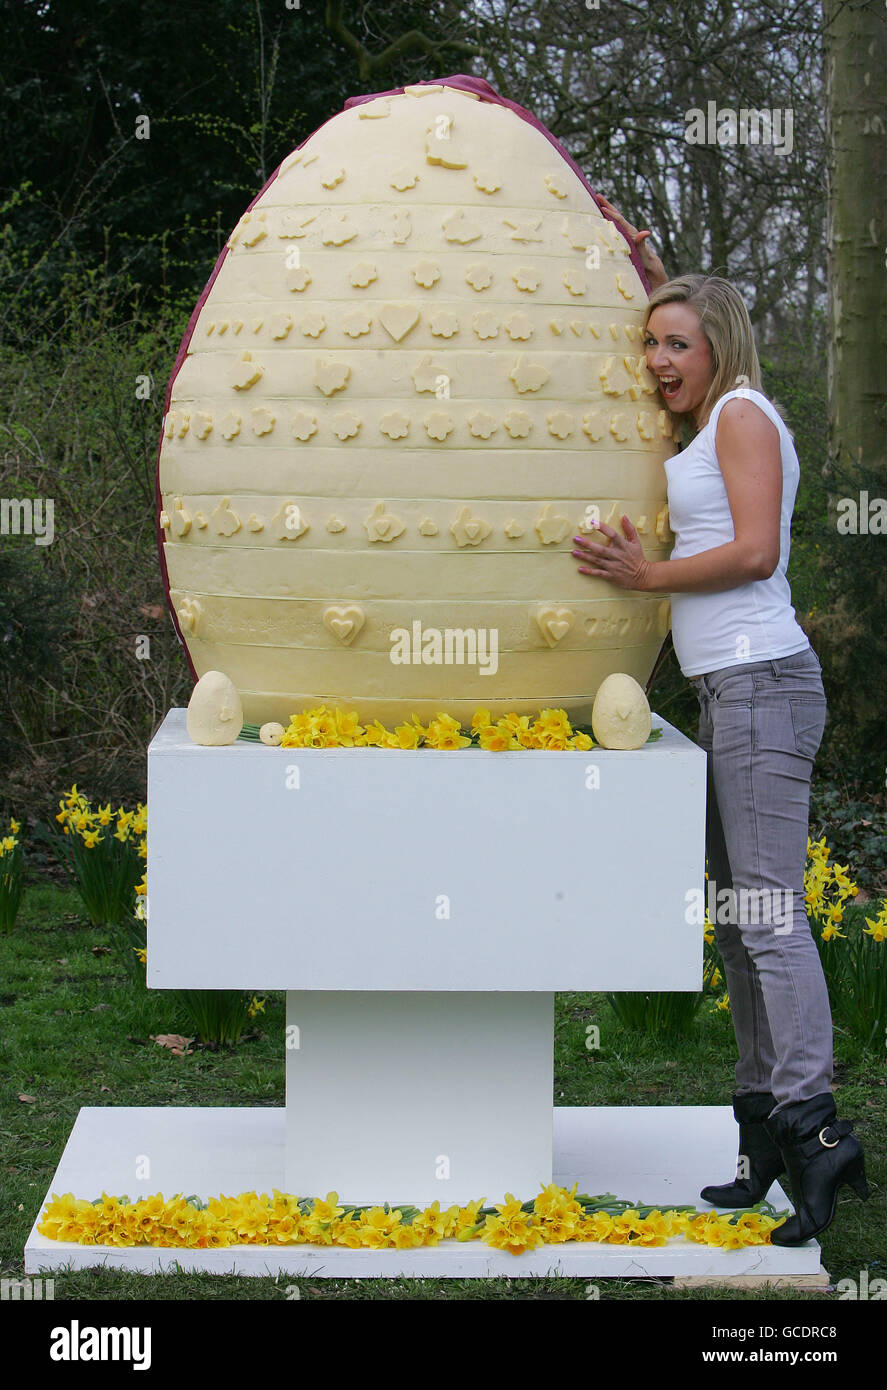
top-left (46, 786), bottom-right (146, 926)
top-left (277, 705), bottom-right (600, 751)
top-left (831, 895), bottom-right (887, 1050)
top-left (172, 989), bottom-right (264, 1045)
top-left (702, 903), bottom-right (730, 1015)
top-left (108, 868), bottom-right (149, 984)
top-left (805, 835), bottom-right (858, 941)
top-left (37, 1182), bottom-right (787, 1254)
top-left (0, 816), bottom-right (24, 933)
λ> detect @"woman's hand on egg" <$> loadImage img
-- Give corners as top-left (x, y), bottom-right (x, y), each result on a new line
top-left (572, 515), bottom-right (652, 591)
top-left (596, 196), bottom-right (668, 290)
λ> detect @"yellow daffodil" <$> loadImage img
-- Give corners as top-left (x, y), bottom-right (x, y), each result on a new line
top-left (532, 709), bottom-right (575, 748)
top-left (533, 1180), bottom-right (580, 1219)
top-left (268, 1213), bottom-right (301, 1244)
top-left (333, 709), bottom-right (364, 745)
top-left (390, 1222), bottom-right (425, 1249)
top-left (501, 711), bottom-right (533, 740)
top-left (424, 714), bottom-right (472, 750)
top-left (410, 1200), bottom-right (460, 1244)
top-left (9, 818), bottom-right (20, 833)
top-left (311, 1193), bottom-right (344, 1224)
top-left (392, 721), bottom-right (422, 749)
top-left (481, 1192), bottom-right (546, 1255)
top-left (452, 1197), bottom-right (486, 1233)
top-left (478, 722), bottom-right (520, 751)
top-left (581, 1210), bottom-right (615, 1241)
top-left (358, 1206), bottom-right (403, 1247)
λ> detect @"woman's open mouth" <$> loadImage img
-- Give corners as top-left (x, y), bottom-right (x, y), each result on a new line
top-left (659, 375), bottom-right (682, 400)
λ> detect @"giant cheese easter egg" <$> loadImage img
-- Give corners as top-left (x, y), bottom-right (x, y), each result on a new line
top-left (157, 75), bottom-right (677, 728)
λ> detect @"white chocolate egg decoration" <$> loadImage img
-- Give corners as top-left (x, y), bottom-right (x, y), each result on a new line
top-left (157, 75), bottom-right (677, 728)
top-left (591, 672), bottom-right (652, 749)
top-left (259, 721), bottom-right (285, 746)
top-left (186, 670), bottom-right (244, 745)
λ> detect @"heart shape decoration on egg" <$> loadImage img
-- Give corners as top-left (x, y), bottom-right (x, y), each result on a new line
top-left (378, 304), bottom-right (420, 341)
top-left (323, 606), bottom-right (366, 645)
top-left (536, 606), bottom-right (575, 648)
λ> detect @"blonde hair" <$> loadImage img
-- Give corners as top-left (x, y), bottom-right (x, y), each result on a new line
top-left (642, 274), bottom-right (785, 431)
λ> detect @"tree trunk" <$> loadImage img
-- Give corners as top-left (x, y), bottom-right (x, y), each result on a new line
top-left (823, 0), bottom-right (887, 500)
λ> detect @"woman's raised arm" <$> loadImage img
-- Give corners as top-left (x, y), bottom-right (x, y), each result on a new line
top-left (596, 195), bottom-right (669, 291)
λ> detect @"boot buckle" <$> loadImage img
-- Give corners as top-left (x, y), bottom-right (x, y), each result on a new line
top-left (819, 1126), bottom-right (840, 1148)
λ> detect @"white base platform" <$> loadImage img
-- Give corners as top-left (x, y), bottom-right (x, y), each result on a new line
top-left (25, 1106), bottom-right (819, 1279)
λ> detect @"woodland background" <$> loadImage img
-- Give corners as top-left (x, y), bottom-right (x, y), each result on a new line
top-left (1, 0), bottom-right (885, 889)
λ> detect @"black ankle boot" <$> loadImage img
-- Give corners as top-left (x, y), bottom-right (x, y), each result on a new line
top-left (700, 1091), bottom-right (784, 1207)
top-left (765, 1091), bottom-right (869, 1245)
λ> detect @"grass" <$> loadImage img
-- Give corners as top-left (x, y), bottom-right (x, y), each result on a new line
top-left (0, 884), bottom-right (883, 1302)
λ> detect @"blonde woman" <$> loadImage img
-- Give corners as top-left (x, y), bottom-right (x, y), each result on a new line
top-left (571, 202), bottom-right (869, 1246)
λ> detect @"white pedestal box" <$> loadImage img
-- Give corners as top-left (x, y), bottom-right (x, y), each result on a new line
top-left (147, 709), bottom-right (705, 991)
top-left (144, 708), bottom-right (705, 1206)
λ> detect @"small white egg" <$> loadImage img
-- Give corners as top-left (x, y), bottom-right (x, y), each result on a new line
top-left (186, 670), bottom-right (244, 745)
top-left (591, 672), bottom-right (651, 749)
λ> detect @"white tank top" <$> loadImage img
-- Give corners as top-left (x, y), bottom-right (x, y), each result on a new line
top-left (663, 387), bottom-right (810, 677)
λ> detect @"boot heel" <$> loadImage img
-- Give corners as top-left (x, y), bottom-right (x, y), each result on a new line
top-left (845, 1156), bottom-right (870, 1201)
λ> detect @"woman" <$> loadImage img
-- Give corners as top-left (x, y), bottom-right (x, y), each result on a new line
top-left (571, 200), bottom-right (869, 1246)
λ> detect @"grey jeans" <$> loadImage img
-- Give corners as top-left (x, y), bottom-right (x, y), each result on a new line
top-left (690, 646), bottom-right (831, 1114)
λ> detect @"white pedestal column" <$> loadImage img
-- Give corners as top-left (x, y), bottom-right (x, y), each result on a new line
top-left (285, 991), bottom-right (553, 1204)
